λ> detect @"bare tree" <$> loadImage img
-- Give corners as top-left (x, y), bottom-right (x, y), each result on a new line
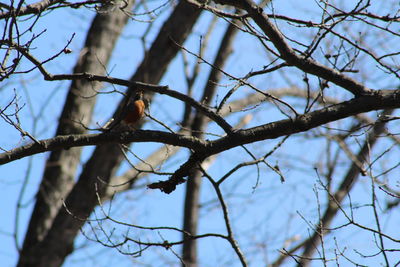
top-left (1, 0), bottom-right (400, 266)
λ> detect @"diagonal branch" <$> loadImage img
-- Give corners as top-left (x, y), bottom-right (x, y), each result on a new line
top-left (217, 0), bottom-right (372, 96)
top-left (3, 42), bottom-right (235, 133)
top-left (148, 89), bottom-right (400, 192)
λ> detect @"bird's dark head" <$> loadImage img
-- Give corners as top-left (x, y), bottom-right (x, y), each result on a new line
top-left (133, 91), bottom-right (143, 101)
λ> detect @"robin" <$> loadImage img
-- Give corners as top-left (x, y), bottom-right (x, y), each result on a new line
top-left (104, 92), bottom-right (145, 131)
top-left (120, 91), bottom-right (145, 129)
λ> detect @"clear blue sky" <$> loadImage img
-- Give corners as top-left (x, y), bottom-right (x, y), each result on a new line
top-left (1, 1), bottom-right (399, 267)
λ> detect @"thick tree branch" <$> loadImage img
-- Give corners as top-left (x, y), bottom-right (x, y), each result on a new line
top-left (3, 89), bottom-right (399, 168)
top-left (148, 89), bottom-right (400, 192)
top-left (0, 130), bottom-right (207, 165)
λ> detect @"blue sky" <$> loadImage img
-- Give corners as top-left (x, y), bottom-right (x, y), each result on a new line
top-left (1, 1), bottom-right (400, 266)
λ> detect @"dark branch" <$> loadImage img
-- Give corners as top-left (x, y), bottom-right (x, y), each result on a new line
top-left (2, 89), bottom-right (399, 167)
top-left (0, 130), bottom-right (207, 165)
top-left (0, 0), bottom-right (102, 19)
top-left (148, 89), bottom-right (400, 193)
top-left (221, 0), bottom-right (373, 96)
top-left (2, 43), bottom-right (234, 133)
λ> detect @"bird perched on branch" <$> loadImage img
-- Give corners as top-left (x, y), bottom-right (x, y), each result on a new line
top-left (120, 91), bottom-right (145, 128)
top-left (103, 91), bottom-right (145, 131)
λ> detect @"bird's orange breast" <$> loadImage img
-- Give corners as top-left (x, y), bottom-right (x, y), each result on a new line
top-left (123, 100), bottom-right (145, 125)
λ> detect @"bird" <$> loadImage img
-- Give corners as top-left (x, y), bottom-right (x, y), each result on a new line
top-left (120, 92), bottom-right (145, 129)
top-left (103, 92), bottom-right (145, 131)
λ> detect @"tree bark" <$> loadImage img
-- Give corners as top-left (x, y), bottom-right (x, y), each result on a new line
top-left (18, 3), bottom-right (134, 266)
top-left (18, 1), bottom-right (203, 266)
